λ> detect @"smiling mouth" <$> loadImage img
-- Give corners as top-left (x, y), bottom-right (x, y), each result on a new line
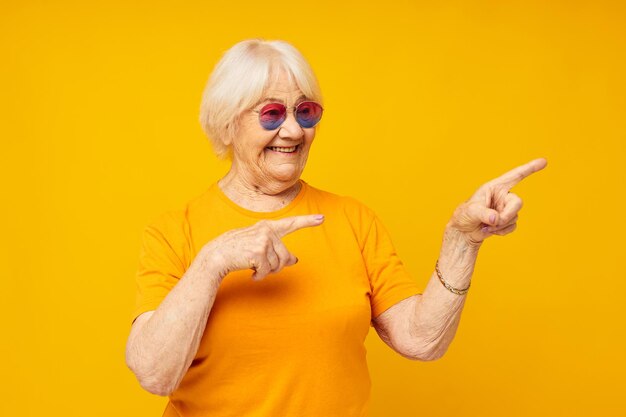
top-left (265, 144), bottom-right (300, 154)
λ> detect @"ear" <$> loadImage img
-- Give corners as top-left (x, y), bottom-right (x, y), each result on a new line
top-left (222, 123), bottom-right (235, 146)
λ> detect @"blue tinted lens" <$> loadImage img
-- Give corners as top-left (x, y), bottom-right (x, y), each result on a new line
top-left (296, 102), bottom-right (323, 128)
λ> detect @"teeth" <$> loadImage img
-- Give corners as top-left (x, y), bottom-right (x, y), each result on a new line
top-left (268, 146), bottom-right (297, 153)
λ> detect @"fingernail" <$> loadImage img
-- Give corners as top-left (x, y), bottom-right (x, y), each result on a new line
top-left (489, 214), bottom-right (496, 224)
top-left (295, 257), bottom-right (299, 264)
top-left (315, 214), bottom-right (324, 221)
top-left (482, 226), bottom-right (490, 234)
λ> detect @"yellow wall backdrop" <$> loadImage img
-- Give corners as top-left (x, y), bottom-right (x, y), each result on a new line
top-left (1, 1), bottom-right (624, 416)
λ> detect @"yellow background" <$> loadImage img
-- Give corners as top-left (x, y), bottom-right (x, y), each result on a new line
top-left (1, 1), bottom-right (624, 416)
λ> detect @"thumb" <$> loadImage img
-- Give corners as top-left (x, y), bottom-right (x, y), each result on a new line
top-left (484, 208), bottom-right (500, 226)
top-left (466, 203), bottom-right (499, 226)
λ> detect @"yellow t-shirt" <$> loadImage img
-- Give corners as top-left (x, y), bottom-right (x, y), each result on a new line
top-left (131, 179), bottom-right (422, 417)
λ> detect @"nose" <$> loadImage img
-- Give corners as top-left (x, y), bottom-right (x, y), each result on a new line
top-left (278, 110), bottom-right (304, 140)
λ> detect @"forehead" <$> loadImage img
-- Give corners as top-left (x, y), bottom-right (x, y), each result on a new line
top-left (260, 69), bottom-right (304, 100)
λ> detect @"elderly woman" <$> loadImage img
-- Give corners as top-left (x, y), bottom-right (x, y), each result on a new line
top-left (125, 39), bottom-right (547, 416)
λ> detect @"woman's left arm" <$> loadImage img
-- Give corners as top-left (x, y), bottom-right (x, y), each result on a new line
top-left (373, 158), bottom-right (547, 361)
top-left (405, 225), bottom-right (480, 361)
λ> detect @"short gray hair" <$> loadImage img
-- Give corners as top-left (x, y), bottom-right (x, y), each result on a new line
top-left (199, 39), bottom-right (323, 159)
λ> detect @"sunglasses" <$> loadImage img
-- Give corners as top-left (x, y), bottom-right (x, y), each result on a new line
top-left (254, 101), bottom-right (324, 130)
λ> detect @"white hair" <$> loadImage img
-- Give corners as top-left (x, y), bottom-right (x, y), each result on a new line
top-left (199, 39), bottom-right (323, 160)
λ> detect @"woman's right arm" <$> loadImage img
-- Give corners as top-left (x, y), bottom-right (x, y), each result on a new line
top-left (125, 214), bottom-right (324, 397)
top-left (125, 247), bottom-right (225, 396)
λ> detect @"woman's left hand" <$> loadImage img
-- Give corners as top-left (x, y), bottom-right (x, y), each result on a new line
top-left (447, 157), bottom-right (548, 247)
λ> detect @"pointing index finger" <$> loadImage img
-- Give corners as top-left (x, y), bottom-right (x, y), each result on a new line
top-left (270, 214), bottom-right (325, 238)
top-left (489, 157), bottom-right (548, 189)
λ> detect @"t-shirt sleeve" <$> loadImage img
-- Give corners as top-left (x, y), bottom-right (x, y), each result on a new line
top-left (131, 210), bottom-right (190, 325)
top-left (361, 210), bottom-right (422, 325)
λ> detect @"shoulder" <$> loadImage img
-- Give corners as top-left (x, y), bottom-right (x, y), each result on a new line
top-left (145, 207), bottom-right (188, 235)
top-left (141, 202), bottom-right (191, 252)
top-left (140, 206), bottom-right (192, 269)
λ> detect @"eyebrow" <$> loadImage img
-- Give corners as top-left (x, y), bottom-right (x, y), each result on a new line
top-left (254, 94), bottom-right (308, 107)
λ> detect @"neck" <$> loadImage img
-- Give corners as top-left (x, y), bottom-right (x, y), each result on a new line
top-left (217, 165), bottom-right (302, 212)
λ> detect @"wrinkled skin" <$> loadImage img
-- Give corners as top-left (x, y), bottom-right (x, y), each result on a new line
top-left (447, 158), bottom-right (548, 247)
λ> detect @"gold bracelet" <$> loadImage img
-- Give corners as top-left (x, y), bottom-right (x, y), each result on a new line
top-left (435, 259), bottom-right (470, 295)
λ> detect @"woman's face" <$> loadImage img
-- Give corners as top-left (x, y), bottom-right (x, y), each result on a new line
top-left (229, 68), bottom-right (317, 191)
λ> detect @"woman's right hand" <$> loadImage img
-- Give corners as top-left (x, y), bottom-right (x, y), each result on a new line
top-left (127, 215), bottom-right (327, 396)
top-left (199, 214), bottom-right (325, 281)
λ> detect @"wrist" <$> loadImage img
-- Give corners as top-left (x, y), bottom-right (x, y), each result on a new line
top-left (436, 224), bottom-right (481, 291)
top-left (443, 222), bottom-right (483, 253)
top-left (195, 246), bottom-right (229, 285)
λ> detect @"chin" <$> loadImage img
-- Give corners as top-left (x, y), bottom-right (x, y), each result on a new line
top-left (271, 168), bottom-right (302, 184)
